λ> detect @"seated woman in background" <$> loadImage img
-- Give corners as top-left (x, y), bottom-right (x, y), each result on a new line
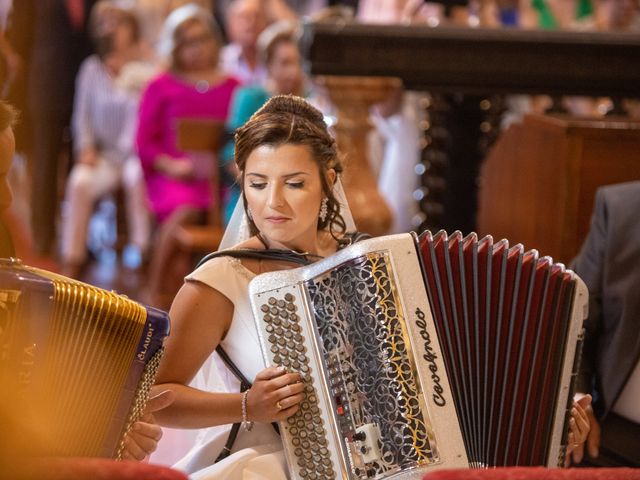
top-left (136, 3), bottom-right (239, 307)
top-left (220, 20), bottom-right (307, 222)
top-left (60, 1), bottom-right (151, 278)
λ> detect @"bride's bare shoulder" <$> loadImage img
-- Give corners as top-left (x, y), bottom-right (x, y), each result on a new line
top-left (225, 237), bottom-right (269, 274)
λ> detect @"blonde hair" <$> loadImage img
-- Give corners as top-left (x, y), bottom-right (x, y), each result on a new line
top-left (157, 3), bottom-right (222, 69)
top-left (256, 20), bottom-right (300, 65)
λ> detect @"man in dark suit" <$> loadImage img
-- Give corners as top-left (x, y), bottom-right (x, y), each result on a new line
top-left (571, 181), bottom-right (640, 467)
top-left (26, 0), bottom-right (97, 255)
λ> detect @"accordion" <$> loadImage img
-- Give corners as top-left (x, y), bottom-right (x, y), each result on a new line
top-left (249, 232), bottom-right (587, 479)
top-left (0, 259), bottom-right (170, 460)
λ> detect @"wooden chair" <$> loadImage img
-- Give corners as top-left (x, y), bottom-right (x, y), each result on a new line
top-left (173, 118), bottom-right (227, 264)
top-left (143, 118), bottom-right (228, 310)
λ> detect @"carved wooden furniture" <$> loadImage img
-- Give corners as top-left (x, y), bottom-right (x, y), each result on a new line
top-left (304, 22), bottom-right (640, 97)
top-left (173, 118), bottom-right (226, 257)
top-left (304, 21), bottom-right (640, 235)
top-left (477, 114), bottom-right (640, 265)
top-left (317, 76), bottom-right (401, 236)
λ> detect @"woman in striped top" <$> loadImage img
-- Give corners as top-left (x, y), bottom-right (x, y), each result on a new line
top-left (60, 2), bottom-right (151, 277)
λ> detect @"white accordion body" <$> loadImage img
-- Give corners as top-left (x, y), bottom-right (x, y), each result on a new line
top-left (248, 232), bottom-right (587, 479)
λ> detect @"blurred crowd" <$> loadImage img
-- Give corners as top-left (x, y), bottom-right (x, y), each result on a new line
top-left (0, 0), bottom-right (638, 308)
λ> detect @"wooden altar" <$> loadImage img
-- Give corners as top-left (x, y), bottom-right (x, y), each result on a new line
top-left (304, 22), bottom-right (640, 97)
top-left (477, 114), bottom-right (640, 264)
top-left (304, 21), bottom-right (640, 246)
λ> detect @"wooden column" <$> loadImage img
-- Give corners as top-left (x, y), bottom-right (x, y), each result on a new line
top-left (318, 76), bottom-right (401, 236)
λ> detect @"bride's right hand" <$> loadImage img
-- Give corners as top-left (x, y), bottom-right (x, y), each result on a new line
top-left (247, 366), bottom-right (306, 422)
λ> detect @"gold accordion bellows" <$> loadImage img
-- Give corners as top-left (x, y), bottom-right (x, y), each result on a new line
top-left (0, 259), bottom-right (170, 460)
top-left (249, 232), bottom-right (587, 479)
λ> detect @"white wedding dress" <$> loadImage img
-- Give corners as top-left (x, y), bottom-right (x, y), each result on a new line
top-left (167, 179), bottom-right (355, 479)
top-left (171, 256), bottom-right (289, 480)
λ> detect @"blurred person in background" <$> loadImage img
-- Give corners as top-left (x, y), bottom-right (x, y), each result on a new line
top-left (119, 0), bottom-right (213, 61)
top-left (220, 0), bottom-right (268, 86)
top-left (570, 181), bottom-right (640, 467)
top-left (0, 0), bottom-right (21, 99)
top-left (592, 0), bottom-right (640, 30)
top-left (530, 0), bottom-right (594, 29)
top-left (0, 100), bottom-right (17, 257)
top-left (1, 1), bottom-right (32, 178)
top-left (27, 0), bottom-right (98, 257)
top-left (59, 1), bottom-right (151, 278)
top-left (214, 0), bottom-right (303, 36)
top-left (221, 20), bottom-right (307, 222)
top-left (369, 85), bottom-right (421, 234)
top-left (136, 3), bottom-right (239, 307)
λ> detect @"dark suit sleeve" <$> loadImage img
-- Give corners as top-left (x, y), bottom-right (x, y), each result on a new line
top-left (571, 189), bottom-right (608, 394)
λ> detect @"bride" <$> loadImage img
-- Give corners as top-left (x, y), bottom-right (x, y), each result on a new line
top-left (127, 95), bottom-right (591, 477)
top-left (149, 95), bottom-right (359, 479)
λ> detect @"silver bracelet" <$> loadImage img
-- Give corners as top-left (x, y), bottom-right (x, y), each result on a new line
top-left (241, 390), bottom-right (254, 431)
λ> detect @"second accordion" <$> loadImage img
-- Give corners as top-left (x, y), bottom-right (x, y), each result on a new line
top-left (249, 231), bottom-right (587, 479)
top-left (0, 259), bottom-right (170, 460)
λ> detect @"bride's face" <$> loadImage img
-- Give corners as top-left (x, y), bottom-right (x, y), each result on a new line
top-left (244, 143), bottom-right (334, 249)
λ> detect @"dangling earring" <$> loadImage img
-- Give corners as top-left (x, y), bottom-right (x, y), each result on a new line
top-left (319, 198), bottom-right (328, 222)
top-left (246, 207), bottom-right (253, 220)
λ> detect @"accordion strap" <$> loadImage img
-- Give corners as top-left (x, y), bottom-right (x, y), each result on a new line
top-left (196, 248), bottom-right (313, 270)
top-left (216, 345), bottom-right (252, 391)
top-left (196, 232), bottom-right (370, 271)
top-left (212, 342), bottom-right (280, 464)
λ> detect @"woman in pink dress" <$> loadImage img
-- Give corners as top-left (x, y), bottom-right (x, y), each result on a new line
top-left (136, 4), bottom-right (240, 306)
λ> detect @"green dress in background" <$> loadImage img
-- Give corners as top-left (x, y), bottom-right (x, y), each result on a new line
top-left (531, 0), bottom-right (593, 29)
top-left (221, 87), bottom-right (272, 224)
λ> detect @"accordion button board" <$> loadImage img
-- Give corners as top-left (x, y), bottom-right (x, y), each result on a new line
top-left (262, 293), bottom-right (337, 478)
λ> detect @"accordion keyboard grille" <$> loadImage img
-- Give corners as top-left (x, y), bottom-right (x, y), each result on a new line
top-left (115, 346), bottom-right (164, 460)
top-left (308, 252), bottom-right (436, 476)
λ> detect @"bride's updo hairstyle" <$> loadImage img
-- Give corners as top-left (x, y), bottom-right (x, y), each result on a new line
top-left (234, 95), bottom-right (347, 238)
